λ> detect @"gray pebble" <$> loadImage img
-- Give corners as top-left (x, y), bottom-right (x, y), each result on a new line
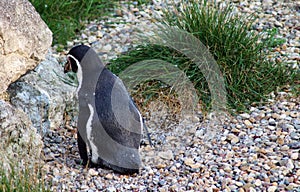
top-left (288, 142), bottom-right (300, 149)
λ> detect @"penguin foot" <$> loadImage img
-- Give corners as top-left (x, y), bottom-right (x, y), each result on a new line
top-left (75, 158), bottom-right (97, 168)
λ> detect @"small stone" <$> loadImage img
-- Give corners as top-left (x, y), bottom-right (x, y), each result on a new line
top-left (269, 119), bottom-right (276, 126)
top-left (158, 180), bottom-right (166, 187)
top-left (254, 179), bottom-right (262, 186)
top-left (290, 131), bottom-right (299, 140)
top-left (53, 168), bottom-right (60, 177)
top-left (227, 134), bottom-right (240, 144)
top-left (240, 113), bottom-right (250, 119)
top-left (96, 31), bottom-right (103, 38)
top-left (148, 169), bottom-right (154, 175)
top-left (244, 120), bottom-right (253, 128)
top-left (271, 113), bottom-right (280, 119)
top-left (267, 186), bottom-right (277, 192)
top-left (232, 128), bottom-right (240, 133)
top-left (249, 117), bottom-right (256, 123)
top-left (281, 145), bottom-right (289, 151)
top-left (88, 169), bottom-right (98, 176)
top-left (267, 125), bottom-right (276, 130)
top-left (223, 164), bottom-right (232, 173)
top-left (66, 41), bottom-right (74, 47)
top-left (190, 163), bottom-right (201, 169)
top-left (286, 183), bottom-right (299, 191)
top-left (107, 186), bottom-right (116, 192)
top-left (158, 150), bottom-right (174, 160)
top-left (288, 142), bottom-right (300, 149)
top-left (274, 21), bottom-right (283, 28)
top-left (184, 158), bottom-right (195, 167)
top-left (269, 135), bottom-right (277, 141)
top-left (131, 7), bottom-right (139, 12)
top-left (81, 33), bottom-right (88, 39)
top-left (170, 166), bottom-right (177, 171)
top-left (102, 44), bottom-right (112, 52)
top-left (88, 35), bottom-right (97, 43)
top-left (286, 159), bottom-right (294, 170)
top-left (282, 44), bottom-right (287, 50)
top-left (277, 136), bottom-right (285, 145)
top-left (105, 173), bottom-right (114, 180)
top-left (235, 181), bottom-right (243, 187)
top-left (156, 164), bottom-right (166, 169)
top-left (285, 124), bottom-right (295, 131)
top-left (263, 164), bottom-right (270, 170)
top-left (195, 129), bottom-right (205, 137)
top-left (174, 163), bottom-right (181, 168)
top-left (290, 112), bottom-right (298, 118)
top-left (81, 185), bottom-right (89, 190)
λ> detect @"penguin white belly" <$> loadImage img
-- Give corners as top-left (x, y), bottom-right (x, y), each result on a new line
top-left (87, 103), bottom-right (99, 163)
top-left (76, 64), bottom-right (83, 94)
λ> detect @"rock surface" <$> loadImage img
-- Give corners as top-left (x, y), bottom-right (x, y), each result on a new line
top-left (0, 100), bottom-right (43, 170)
top-left (0, 0), bottom-right (52, 94)
top-left (8, 54), bottom-right (77, 135)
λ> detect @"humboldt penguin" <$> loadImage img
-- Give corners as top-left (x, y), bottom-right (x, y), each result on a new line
top-left (64, 45), bottom-right (142, 174)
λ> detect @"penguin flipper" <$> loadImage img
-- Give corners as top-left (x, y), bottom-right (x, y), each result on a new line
top-left (77, 130), bottom-right (88, 165)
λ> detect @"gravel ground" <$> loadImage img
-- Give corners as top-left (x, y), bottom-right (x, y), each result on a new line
top-left (45, 0), bottom-right (299, 191)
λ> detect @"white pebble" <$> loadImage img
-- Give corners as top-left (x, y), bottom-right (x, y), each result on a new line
top-left (267, 186), bottom-right (277, 192)
top-left (290, 153), bottom-right (299, 160)
top-left (102, 44), bottom-right (112, 52)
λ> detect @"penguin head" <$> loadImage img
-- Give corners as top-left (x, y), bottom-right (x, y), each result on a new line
top-left (64, 45), bottom-right (90, 73)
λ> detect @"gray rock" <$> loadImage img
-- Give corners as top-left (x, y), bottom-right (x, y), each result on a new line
top-left (0, 0), bottom-right (52, 93)
top-left (8, 54), bottom-right (77, 135)
top-left (0, 100), bottom-right (43, 170)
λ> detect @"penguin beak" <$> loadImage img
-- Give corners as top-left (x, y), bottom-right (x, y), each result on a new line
top-left (64, 58), bottom-right (72, 73)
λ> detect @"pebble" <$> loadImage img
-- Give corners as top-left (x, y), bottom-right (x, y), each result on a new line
top-left (227, 134), bottom-right (240, 144)
top-left (107, 186), bottom-right (116, 192)
top-left (184, 158), bottom-right (195, 166)
top-left (244, 120), bottom-right (253, 128)
top-left (88, 169), bottom-right (98, 176)
top-left (105, 173), bottom-right (114, 180)
top-left (267, 186), bottom-right (277, 192)
top-left (254, 179), bottom-right (262, 186)
top-left (240, 113), bottom-right (250, 119)
top-left (45, 0), bottom-right (300, 191)
top-left (286, 159), bottom-right (294, 170)
top-left (288, 142), bottom-right (300, 149)
top-left (102, 44), bottom-right (112, 52)
top-left (158, 150), bottom-right (174, 160)
top-left (290, 153), bottom-right (298, 160)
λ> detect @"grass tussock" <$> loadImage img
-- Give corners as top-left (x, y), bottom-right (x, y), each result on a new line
top-left (0, 161), bottom-right (49, 192)
top-left (108, 0), bottom-right (298, 112)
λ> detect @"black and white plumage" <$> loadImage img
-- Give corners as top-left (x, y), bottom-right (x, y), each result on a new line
top-left (64, 45), bottom-right (143, 174)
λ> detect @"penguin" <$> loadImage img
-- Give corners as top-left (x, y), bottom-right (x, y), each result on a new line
top-left (64, 45), bottom-right (143, 174)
